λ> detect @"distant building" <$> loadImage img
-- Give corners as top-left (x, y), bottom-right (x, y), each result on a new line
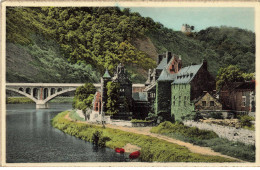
top-left (181, 24), bottom-right (194, 33)
top-left (220, 81), bottom-right (255, 114)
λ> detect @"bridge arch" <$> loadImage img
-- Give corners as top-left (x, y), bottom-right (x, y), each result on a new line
top-left (6, 87), bottom-right (77, 108)
top-left (26, 88), bottom-right (31, 95)
top-left (43, 88), bottom-right (76, 103)
top-left (6, 88), bottom-right (37, 103)
top-left (33, 88), bottom-right (39, 99)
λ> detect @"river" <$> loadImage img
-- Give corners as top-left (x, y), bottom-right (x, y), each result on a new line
top-left (6, 103), bottom-right (128, 163)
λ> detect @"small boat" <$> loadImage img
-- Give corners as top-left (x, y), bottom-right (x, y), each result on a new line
top-left (129, 151), bottom-right (140, 159)
top-left (115, 148), bottom-right (125, 153)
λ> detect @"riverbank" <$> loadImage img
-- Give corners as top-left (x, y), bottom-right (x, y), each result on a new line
top-left (52, 111), bottom-right (237, 162)
top-left (150, 121), bottom-right (255, 162)
top-left (6, 97), bottom-right (74, 104)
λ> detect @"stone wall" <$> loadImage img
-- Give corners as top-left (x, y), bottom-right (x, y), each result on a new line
top-left (171, 84), bottom-right (194, 121)
top-left (183, 120), bottom-right (255, 145)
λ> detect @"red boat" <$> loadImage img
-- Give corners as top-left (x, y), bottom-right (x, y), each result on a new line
top-left (115, 148), bottom-right (125, 153)
top-left (129, 151), bottom-right (140, 159)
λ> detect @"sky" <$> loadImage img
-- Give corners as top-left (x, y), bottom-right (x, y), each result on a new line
top-left (123, 7), bottom-right (254, 32)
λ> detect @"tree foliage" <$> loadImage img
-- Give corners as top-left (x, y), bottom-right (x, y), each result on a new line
top-left (73, 83), bottom-right (96, 112)
top-left (106, 81), bottom-right (120, 115)
top-left (216, 65), bottom-right (255, 90)
top-left (6, 7), bottom-right (156, 74)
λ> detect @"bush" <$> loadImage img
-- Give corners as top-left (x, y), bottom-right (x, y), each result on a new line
top-left (92, 130), bottom-right (111, 147)
top-left (209, 112), bottom-right (223, 119)
top-left (151, 121), bottom-right (218, 140)
top-left (238, 115), bottom-right (254, 127)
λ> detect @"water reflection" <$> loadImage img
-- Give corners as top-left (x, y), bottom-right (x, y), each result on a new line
top-left (6, 103), bottom-right (128, 163)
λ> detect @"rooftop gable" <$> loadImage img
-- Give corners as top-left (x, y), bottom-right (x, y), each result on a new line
top-left (157, 67), bottom-right (176, 81)
top-left (172, 63), bottom-right (202, 84)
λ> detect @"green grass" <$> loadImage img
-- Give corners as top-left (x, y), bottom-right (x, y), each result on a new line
top-left (51, 111), bottom-right (235, 162)
top-left (131, 119), bottom-right (153, 123)
top-left (69, 110), bottom-right (85, 121)
top-left (49, 97), bottom-right (74, 103)
top-left (150, 121), bottom-right (255, 162)
top-left (6, 97), bottom-right (34, 104)
top-left (6, 97), bottom-right (73, 104)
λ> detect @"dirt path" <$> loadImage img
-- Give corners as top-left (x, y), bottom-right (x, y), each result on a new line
top-left (65, 114), bottom-right (243, 162)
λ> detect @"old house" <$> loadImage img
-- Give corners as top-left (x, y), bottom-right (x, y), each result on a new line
top-left (220, 81), bottom-right (255, 115)
top-left (171, 60), bottom-right (215, 121)
top-left (154, 59), bottom-right (215, 122)
top-left (194, 92), bottom-right (222, 111)
top-left (144, 51), bottom-right (182, 111)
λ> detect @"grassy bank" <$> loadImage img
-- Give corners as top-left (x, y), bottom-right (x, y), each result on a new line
top-left (51, 111), bottom-right (235, 162)
top-left (69, 110), bottom-right (85, 121)
top-left (6, 97), bottom-right (73, 104)
top-left (150, 121), bottom-right (255, 162)
top-left (6, 97), bottom-right (34, 104)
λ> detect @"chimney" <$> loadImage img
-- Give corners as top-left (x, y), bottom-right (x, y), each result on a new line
top-left (202, 59), bottom-right (207, 70)
top-left (157, 54), bottom-right (164, 65)
top-left (166, 51), bottom-right (172, 64)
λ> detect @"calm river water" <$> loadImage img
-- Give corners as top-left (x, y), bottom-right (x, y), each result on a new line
top-left (6, 103), bottom-right (128, 163)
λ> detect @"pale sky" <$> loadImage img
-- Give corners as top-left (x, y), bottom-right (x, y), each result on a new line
top-left (123, 7), bottom-right (254, 32)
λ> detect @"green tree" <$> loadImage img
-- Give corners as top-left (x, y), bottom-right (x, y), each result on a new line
top-left (73, 83), bottom-right (96, 112)
top-left (106, 81), bottom-right (120, 115)
top-left (216, 65), bottom-right (244, 90)
top-left (242, 73), bottom-right (255, 81)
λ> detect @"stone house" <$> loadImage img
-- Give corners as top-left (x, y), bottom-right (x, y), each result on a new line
top-left (194, 92), bottom-right (222, 111)
top-left (155, 59), bottom-right (216, 122)
top-left (220, 81), bottom-right (255, 114)
top-left (144, 51), bottom-right (182, 111)
top-left (171, 60), bottom-right (215, 121)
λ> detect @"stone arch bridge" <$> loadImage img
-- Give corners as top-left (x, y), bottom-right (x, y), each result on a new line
top-left (6, 83), bottom-right (145, 109)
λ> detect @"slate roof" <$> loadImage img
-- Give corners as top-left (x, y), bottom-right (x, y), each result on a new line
top-left (132, 92), bottom-right (148, 101)
top-left (156, 57), bottom-right (167, 70)
top-left (103, 69), bottom-right (111, 78)
top-left (157, 67), bottom-right (176, 81)
top-left (172, 63), bottom-right (202, 84)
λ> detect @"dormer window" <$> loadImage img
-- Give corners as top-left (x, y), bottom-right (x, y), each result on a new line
top-left (190, 73), bottom-right (193, 77)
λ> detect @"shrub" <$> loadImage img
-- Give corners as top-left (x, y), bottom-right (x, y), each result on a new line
top-left (209, 112), bottom-right (223, 119)
top-left (151, 121), bottom-right (218, 140)
top-left (238, 115), bottom-right (254, 127)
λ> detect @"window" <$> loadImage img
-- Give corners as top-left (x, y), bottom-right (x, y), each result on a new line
top-left (173, 101), bottom-right (175, 106)
top-left (202, 101), bottom-right (206, 106)
top-left (184, 100), bottom-right (186, 106)
top-left (242, 96), bottom-right (246, 107)
top-left (210, 101), bottom-right (215, 106)
top-left (179, 96), bottom-right (181, 106)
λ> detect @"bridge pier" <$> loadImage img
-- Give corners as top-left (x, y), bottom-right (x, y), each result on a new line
top-left (36, 103), bottom-right (49, 109)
